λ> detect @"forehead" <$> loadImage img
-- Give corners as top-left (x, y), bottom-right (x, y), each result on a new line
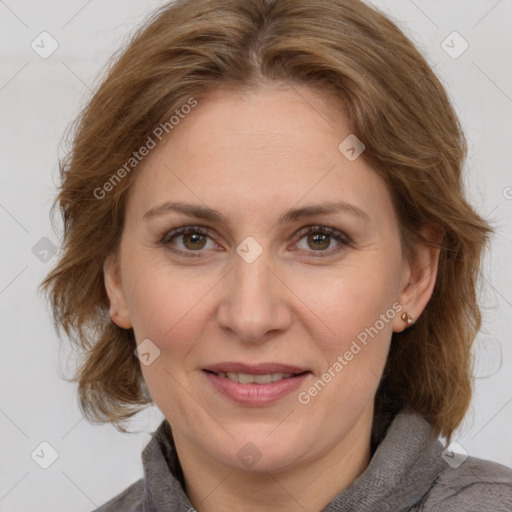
top-left (125, 84), bottom-right (394, 227)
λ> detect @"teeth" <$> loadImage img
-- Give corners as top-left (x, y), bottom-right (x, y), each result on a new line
top-left (216, 372), bottom-right (294, 384)
top-left (238, 372), bottom-right (254, 384)
top-left (254, 374), bottom-right (272, 384)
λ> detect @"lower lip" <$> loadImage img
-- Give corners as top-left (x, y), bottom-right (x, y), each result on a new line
top-left (203, 371), bottom-right (311, 406)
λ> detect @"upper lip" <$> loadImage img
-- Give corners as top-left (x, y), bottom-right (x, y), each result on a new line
top-left (204, 362), bottom-right (310, 375)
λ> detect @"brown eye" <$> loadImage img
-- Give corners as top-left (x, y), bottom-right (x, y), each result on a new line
top-left (161, 226), bottom-right (216, 255)
top-left (306, 232), bottom-right (331, 251)
top-left (181, 232), bottom-right (207, 250)
top-left (294, 225), bottom-right (351, 257)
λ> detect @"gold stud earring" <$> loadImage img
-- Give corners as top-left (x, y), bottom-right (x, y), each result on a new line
top-left (401, 312), bottom-right (414, 325)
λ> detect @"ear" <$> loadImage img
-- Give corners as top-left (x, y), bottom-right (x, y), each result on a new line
top-left (393, 226), bottom-right (443, 333)
top-left (103, 253), bottom-right (133, 329)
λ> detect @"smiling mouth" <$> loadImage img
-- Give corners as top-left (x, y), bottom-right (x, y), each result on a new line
top-left (202, 365), bottom-right (312, 405)
top-left (204, 370), bottom-right (308, 384)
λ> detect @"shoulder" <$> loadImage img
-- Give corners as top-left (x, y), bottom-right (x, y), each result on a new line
top-left (422, 455), bottom-right (512, 512)
top-left (90, 478), bottom-right (143, 512)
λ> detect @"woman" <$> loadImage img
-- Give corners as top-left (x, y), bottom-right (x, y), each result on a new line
top-left (41, 0), bottom-right (512, 510)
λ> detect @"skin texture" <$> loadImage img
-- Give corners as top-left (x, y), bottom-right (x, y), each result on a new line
top-left (104, 82), bottom-right (440, 512)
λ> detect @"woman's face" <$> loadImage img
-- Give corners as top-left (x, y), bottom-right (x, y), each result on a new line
top-left (105, 83), bottom-right (428, 473)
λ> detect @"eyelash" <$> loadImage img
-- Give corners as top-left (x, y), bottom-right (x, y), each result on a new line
top-left (159, 224), bottom-right (352, 258)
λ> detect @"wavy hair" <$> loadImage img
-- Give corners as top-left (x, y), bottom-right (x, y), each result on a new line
top-left (41, 0), bottom-right (493, 437)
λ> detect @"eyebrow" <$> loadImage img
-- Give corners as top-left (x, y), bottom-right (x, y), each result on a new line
top-left (143, 200), bottom-right (370, 225)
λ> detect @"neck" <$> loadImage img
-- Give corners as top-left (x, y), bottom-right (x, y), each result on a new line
top-left (172, 403), bottom-right (374, 512)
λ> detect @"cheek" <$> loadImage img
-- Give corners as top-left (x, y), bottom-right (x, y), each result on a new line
top-left (301, 259), bottom-right (400, 343)
top-left (121, 242), bottom-right (215, 343)
top-left (127, 266), bottom-right (213, 421)
top-left (296, 257), bottom-right (401, 409)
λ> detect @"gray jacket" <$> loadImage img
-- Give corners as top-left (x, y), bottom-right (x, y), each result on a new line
top-left (92, 410), bottom-right (512, 511)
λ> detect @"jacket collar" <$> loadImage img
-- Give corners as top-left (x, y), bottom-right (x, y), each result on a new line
top-left (141, 410), bottom-right (445, 511)
top-left (323, 410), bottom-right (446, 511)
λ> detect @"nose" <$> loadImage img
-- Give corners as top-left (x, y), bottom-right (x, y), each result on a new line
top-left (216, 248), bottom-right (292, 344)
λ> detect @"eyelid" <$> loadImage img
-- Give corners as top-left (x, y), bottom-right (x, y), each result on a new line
top-left (294, 225), bottom-right (352, 244)
top-left (160, 225), bottom-right (215, 245)
top-left (290, 225), bottom-right (352, 257)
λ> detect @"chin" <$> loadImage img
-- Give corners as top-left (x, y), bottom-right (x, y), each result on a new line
top-left (206, 424), bottom-right (313, 473)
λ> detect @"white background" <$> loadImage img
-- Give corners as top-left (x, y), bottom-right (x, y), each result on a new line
top-left (0, 0), bottom-right (511, 510)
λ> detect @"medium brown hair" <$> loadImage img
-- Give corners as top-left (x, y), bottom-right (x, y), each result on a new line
top-left (41, 0), bottom-right (493, 437)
